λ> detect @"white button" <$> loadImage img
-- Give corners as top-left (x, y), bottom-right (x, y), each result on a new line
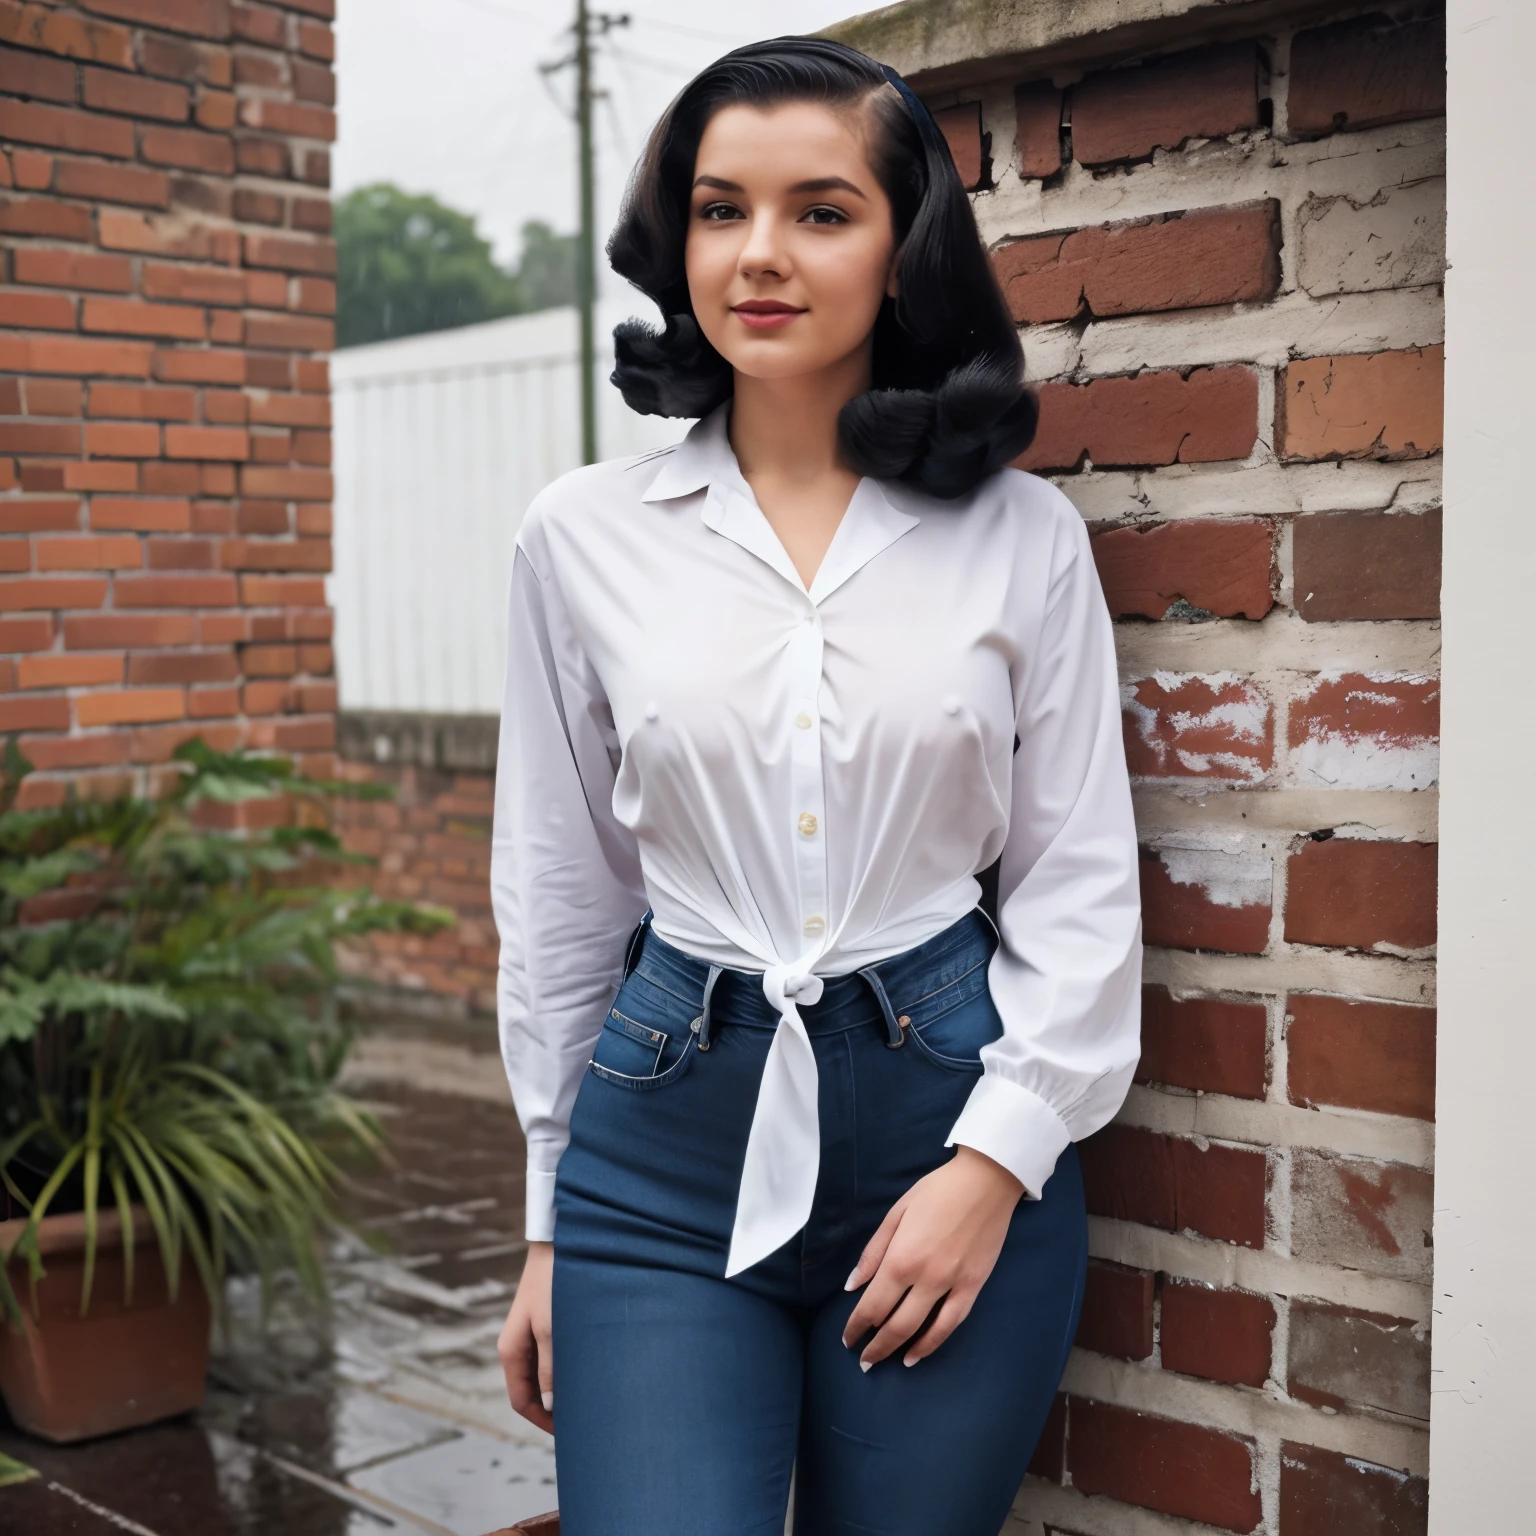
top-left (803, 915), bottom-right (825, 935)
top-left (644, 700), bottom-right (659, 721)
top-left (797, 812), bottom-right (818, 836)
top-left (804, 612), bottom-right (817, 626)
top-left (943, 695), bottom-right (961, 716)
top-left (794, 712), bottom-right (813, 730)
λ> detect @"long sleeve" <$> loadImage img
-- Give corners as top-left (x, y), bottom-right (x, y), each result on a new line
top-left (492, 538), bottom-right (647, 1241)
top-left (946, 498), bottom-right (1143, 1199)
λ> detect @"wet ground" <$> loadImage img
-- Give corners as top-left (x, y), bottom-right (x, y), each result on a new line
top-left (0, 1020), bottom-right (555, 1536)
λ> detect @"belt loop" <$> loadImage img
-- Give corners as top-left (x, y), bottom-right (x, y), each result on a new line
top-left (857, 964), bottom-right (907, 1049)
top-left (695, 964), bottom-right (724, 1051)
top-left (621, 909), bottom-right (653, 980)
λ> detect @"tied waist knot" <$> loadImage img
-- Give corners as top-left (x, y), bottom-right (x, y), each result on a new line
top-left (724, 959), bottom-right (827, 1277)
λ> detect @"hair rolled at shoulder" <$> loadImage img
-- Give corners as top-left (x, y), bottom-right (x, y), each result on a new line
top-left (605, 36), bottom-right (1038, 501)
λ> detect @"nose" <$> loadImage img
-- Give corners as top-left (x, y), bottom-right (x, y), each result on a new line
top-left (739, 208), bottom-right (791, 282)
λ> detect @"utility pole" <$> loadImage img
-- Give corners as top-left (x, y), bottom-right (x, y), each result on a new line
top-left (544, 4), bottom-right (628, 466)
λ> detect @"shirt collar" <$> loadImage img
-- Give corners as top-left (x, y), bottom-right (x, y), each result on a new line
top-left (640, 403), bottom-right (921, 602)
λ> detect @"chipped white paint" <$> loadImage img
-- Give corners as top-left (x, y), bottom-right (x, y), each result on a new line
top-left (1290, 673), bottom-right (1441, 792)
top-left (1130, 787), bottom-right (1439, 842)
top-left (1298, 179), bottom-right (1447, 298)
top-left (1143, 947), bottom-right (1436, 1007)
top-left (1156, 845), bottom-right (1273, 910)
top-left (1123, 671), bottom-right (1271, 781)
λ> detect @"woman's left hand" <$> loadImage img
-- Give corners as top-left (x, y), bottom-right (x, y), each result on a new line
top-left (841, 1144), bottom-right (1026, 1368)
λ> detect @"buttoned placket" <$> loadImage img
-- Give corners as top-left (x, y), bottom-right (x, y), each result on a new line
top-left (789, 598), bottom-right (828, 949)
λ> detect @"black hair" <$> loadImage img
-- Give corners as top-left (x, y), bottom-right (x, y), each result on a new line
top-left (606, 36), bottom-right (1037, 500)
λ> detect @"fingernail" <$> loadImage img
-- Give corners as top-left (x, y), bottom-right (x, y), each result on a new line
top-left (903, 1356), bottom-right (916, 1368)
top-left (844, 1268), bottom-right (860, 1291)
top-left (541, 1391), bottom-right (554, 1412)
top-left (859, 1359), bottom-right (872, 1374)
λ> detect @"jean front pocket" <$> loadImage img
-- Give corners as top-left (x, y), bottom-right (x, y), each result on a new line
top-left (587, 976), bottom-right (700, 1092)
top-left (903, 973), bottom-right (1002, 1073)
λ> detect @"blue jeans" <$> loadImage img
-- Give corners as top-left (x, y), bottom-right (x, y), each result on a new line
top-left (551, 910), bottom-right (1087, 1535)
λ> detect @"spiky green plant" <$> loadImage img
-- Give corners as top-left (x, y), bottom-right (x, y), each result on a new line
top-left (0, 737), bottom-right (454, 1324)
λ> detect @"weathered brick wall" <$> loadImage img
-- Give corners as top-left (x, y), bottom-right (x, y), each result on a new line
top-left (0, 0), bottom-right (337, 807)
top-left (915, 6), bottom-right (1443, 1534)
top-left (332, 711), bottom-right (499, 1015)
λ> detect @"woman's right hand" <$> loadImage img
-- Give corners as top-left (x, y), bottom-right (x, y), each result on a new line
top-left (498, 1240), bottom-right (554, 1433)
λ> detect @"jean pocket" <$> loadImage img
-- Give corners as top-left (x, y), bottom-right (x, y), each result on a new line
top-left (905, 985), bottom-right (1002, 1073)
top-left (587, 980), bottom-right (699, 1092)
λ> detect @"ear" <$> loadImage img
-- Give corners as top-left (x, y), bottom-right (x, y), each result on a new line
top-left (885, 241), bottom-right (904, 300)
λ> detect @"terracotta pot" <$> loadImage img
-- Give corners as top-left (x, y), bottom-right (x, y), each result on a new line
top-left (485, 1515), bottom-right (559, 1535)
top-left (0, 1206), bottom-right (211, 1444)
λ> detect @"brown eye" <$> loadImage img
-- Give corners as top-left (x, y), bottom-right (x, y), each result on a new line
top-left (802, 206), bottom-right (848, 226)
top-left (699, 202), bottom-right (743, 222)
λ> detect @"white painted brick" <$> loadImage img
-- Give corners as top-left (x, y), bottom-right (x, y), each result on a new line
top-left (1298, 178), bottom-right (1447, 297)
top-left (1142, 947), bottom-right (1435, 1005)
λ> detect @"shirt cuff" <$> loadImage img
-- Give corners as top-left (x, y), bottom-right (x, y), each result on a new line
top-left (524, 1166), bottom-right (558, 1242)
top-left (946, 1073), bottom-right (1072, 1202)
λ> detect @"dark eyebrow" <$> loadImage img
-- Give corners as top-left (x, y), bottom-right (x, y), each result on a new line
top-left (690, 174), bottom-right (867, 199)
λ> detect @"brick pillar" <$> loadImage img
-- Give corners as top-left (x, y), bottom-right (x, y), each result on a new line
top-left (0, 0), bottom-right (336, 808)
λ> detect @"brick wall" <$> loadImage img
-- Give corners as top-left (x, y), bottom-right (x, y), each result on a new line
top-left (911, 6), bottom-right (1443, 1534)
top-left (0, 0), bottom-right (337, 807)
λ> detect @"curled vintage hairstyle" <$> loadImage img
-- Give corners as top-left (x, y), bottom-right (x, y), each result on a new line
top-left (606, 36), bottom-right (1038, 500)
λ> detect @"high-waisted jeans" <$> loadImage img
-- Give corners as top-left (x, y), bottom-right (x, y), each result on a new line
top-left (550, 909), bottom-right (1087, 1536)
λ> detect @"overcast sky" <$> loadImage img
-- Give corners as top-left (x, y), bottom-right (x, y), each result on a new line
top-left (334, 0), bottom-right (871, 278)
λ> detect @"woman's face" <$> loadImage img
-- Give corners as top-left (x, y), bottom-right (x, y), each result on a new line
top-left (684, 99), bottom-right (899, 385)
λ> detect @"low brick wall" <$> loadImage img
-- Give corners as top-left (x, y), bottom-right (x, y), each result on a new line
top-left (333, 710), bottom-right (498, 1016)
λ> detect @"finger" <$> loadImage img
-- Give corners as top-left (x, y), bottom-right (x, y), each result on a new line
top-left (844, 1197), bottom-right (906, 1293)
top-left (860, 1285), bottom-right (946, 1369)
top-left (536, 1325), bottom-right (555, 1413)
top-left (901, 1289), bottom-right (975, 1366)
top-left (500, 1317), bottom-right (554, 1434)
top-left (841, 1264), bottom-right (910, 1349)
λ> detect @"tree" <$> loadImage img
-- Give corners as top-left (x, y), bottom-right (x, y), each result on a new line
top-left (335, 184), bottom-right (581, 349)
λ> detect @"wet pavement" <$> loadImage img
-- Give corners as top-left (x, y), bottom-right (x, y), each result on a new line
top-left (0, 1021), bottom-right (556, 1536)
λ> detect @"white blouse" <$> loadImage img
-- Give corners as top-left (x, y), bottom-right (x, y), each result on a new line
top-left (491, 405), bottom-right (1142, 1277)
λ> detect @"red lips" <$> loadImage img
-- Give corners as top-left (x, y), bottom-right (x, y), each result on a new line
top-left (731, 299), bottom-right (806, 330)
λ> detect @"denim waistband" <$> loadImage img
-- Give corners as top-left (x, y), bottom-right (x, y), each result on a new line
top-left (624, 908), bottom-right (998, 1040)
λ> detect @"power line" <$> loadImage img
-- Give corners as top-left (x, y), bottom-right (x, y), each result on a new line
top-left (627, 11), bottom-right (745, 42)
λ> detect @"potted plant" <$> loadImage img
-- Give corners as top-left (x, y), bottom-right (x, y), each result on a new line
top-left (0, 737), bottom-right (452, 1443)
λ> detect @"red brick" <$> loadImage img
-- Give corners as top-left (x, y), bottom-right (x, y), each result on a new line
top-left (295, 357), bottom-right (326, 392)
top-left (85, 421), bottom-right (162, 457)
top-left (931, 101), bottom-right (981, 190)
top-left (293, 276), bottom-right (334, 315)
top-left (239, 574), bottom-right (324, 606)
top-left (243, 231), bottom-right (336, 276)
top-left (0, 543), bottom-right (27, 573)
top-left (202, 389), bottom-right (246, 425)
top-left (17, 652), bottom-right (123, 689)
top-left (1072, 42), bottom-right (1262, 165)
top-left (0, 98), bottom-right (134, 158)
top-left (1291, 1152), bottom-right (1433, 1282)
top-left (1293, 507), bottom-right (1441, 622)
top-left (1073, 1261), bottom-right (1153, 1360)
top-left (114, 573), bottom-right (237, 606)
top-left (127, 648), bottom-right (237, 684)
top-left (271, 713), bottom-right (333, 751)
top-left (0, 420), bottom-right (81, 454)
top-left (300, 148), bottom-right (328, 187)
top-left (22, 378), bottom-right (84, 415)
top-left (161, 424), bottom-right (248, 460)
top-left (195, 88), bottom-right (236, 130)
top-left (89, 497), bottom-right (191, 531)
top-left (76, 686), bottom-right (186, 726)
top-left (237, 96), bottom-right (335, 141)
top-left (1289, 675), bottom-right (1439, 792)
top-left (1068, 1399), bottom-right (1261, 1531)
top-left (199, 464), bottom-right (234, 495)
top-left (139, 124), bottom-right (235, 175)
top-left (13, 248), bottom-right (133, 293)
top-left (0, 39), bottom-right (76, 100)
top-left (241, 641), bottom-right (295, 676)
top-left (82, 66), bottom-right (190, 122)
top-left (1286, 837), bottom-right (1437, 951)
top-left (1080, 1124), bottom-right (1267, 1246)
top-left (207, 309), bottom-right (243, 345)
top-left (296, 19), bottom-right (333, 60)
top-left (996, 202), bottom-right (1281, 325)
top-left (292, 429), bottom-right (328, 467)
top-left (77, 0), bottom-right (232, 42)
top-left (233, 49), bottom-right (285, 88)
top-left (1287, 1302), bottom-right (1429, 1420)
top-left (144, 536), bottom-right (215, 570)
top-left (35, 535), bottom-right (141, 569)
top-left (1013, 80), bottom-right (1062, 179)
top-left (0, 289), bottom-right (76, 329)
top-left (249, 428), bottom-right (287, 461)
top-left (0, 497), bottom-right (80, 533)
top-left (98, 208), bottom-right (240, 261)
top-left (0, 693), bottom-right (71, 730)
top-left (188, 683), bottom-right (238, 716)
top-left (88, 383), bottom-right (197, 422)
top-left (64, 613), bottom-right (196, 647)
top-left (0, 615), bottom-right (54, 651)
top-left (1287, 995), bottom-right (1436, 1121)
top-left (62, 461), bottom-right (136, 491)
top-left (139, 31), bottom-right (229, 85)
top-left (0, 195), bottom-right (93, 240)
top-left (234, 135), bottom-right (288, 178)
top-left (1141, 848), bottom-right (1272, 954)
top-left (244, 312), bottom-right (333, 351)
top-left (1281, 346), bottom-right (1443, 461)
top-left (83, 298), bottom-right (206, 342)
top-left (0, 3), bottom-right (134, 67)
top-left (1280, 1441), bottom-right (1428, 1536)
top-left (52, 156), bottom-right (171, 208)
top-left (141, 260), bottom-right (247, 307)
top-left (231, 184), bottom-right (282, 226)
top-left (1138, 986), bottom-right (1268, 1098)
top-left (12, 148), bottom-right (53, 189)
top-left (1018, 367), bottom-right (1258, 472)
top-left (153, 347), bottom-right (245, 384)
top-left (224, 537), bottom-right (327, 571)
top-left (294, 503), bottom-right (329, 537)
top-left (1290, 14), bottom-right (1444, 139)
top-left (1123, 674), bottom-right (1272, 783)
top-left (1095, 518), bottom-right (1272, 621)
top-left (1161, 1281), bottom-right (1275, 1387)
top-left (0, 575), bottom-right (107, 609)
top-left (290, 56), bottom-right (333, 106)
top-left (239, 464), bottom-right (330, 499)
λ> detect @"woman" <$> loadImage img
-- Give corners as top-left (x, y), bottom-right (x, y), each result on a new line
top-left (491, 36), bottom-right (1141, 1536)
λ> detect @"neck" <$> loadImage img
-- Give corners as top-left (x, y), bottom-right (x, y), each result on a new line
top-left (727, 347), bottom-right (870, 487)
